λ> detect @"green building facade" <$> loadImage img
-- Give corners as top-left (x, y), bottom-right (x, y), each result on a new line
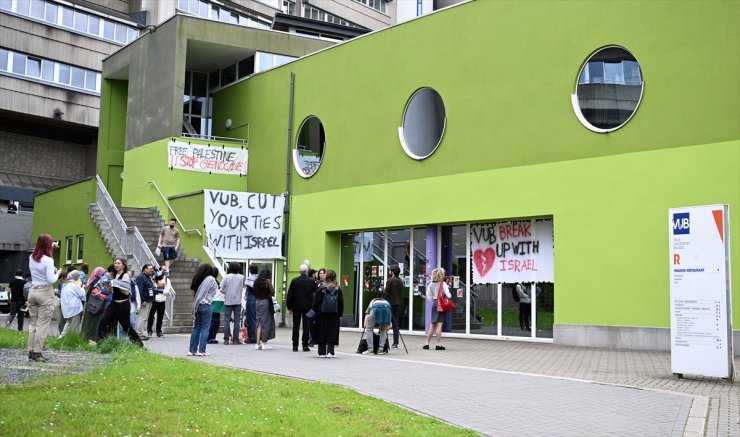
top-left (34, 1), bottom-right (739, 351)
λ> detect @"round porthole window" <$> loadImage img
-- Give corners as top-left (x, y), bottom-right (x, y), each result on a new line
top-left (572, 46), bottom-right (644, 133)
top-left (293, 116), bottom-right (325, 178)
top-left (398, 87), bottom-right (446, 160)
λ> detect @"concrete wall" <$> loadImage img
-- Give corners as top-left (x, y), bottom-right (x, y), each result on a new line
top-left (0, 130), bottom-right (95, 183)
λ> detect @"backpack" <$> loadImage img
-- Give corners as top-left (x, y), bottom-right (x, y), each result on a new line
top-left (512, 284), bottom-right (521, 302)
top-left (320, 288), bottom-right (339, 314)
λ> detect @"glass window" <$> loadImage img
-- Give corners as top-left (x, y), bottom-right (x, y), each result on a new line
top-left (574, 46), bottom-right (643, 132)
top-left (73, 11), bottom-right (87, 32)
top-left (76, 235), bottom-right (84, 262)
top-left (0, 49), bottom-right (8, 71)
top-left (198, 0), bottom-right (209, 18)
top-left (177, 0), bottom-right (188, 11)
top-left (30, 0), bottom-right (44, 19)
top-left (70, 66), bottom-right (85, 88)
top-left (238, 57), bottom-right (253, 78)
top-left (85, 70), bottom-right (97, 91)
top-left (61, 7), bottom-right (73, 28)
top-left (58, 64), bottom-right (70, 84)
top-left (65, 236), bottom-right (73, 264)
top-left (0, 0), bottom-right (11, 11)
top-left (220, 64), bottom-right (236, 86)
top-left (293, 116), bottom-right (326, 178)
top-left (103, 20), bottom-right (114, 40)
top-left (41, 60), bottom-right (54, 81)
top-left (127, 28), bottom-right (138, 43)
top-left (399, 87), bottom-right (446, 160)
top-left (26, 57), bottom-right (40, 78)
top-left (88, 15), bottom-right (100, 35)
top-left (12, 52), bottom-right (25, 74)
top-left (44, 2), bottom-right (58, 23)
top-left (114, 23), bottom-right (126, 43)
top-left (16, 0), bottom-right (30, 15)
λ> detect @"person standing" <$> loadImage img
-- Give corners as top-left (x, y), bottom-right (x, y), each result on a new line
top-left (134, 264), bottom-right (155, 340)
top-left (207, 282), bottom-right (224, 344)
top-left (7, 199), bottom-right (18, 213)
top-left (148, 267), bottom-right (170, 337)
top-left (384, 265), bottom-right (403, 349)
top-left (220, 263), bottom-right (245, 344)
top-left (27, 234), bottom-right (61, 361)
top-left (188, 263), bottom-right (217, 356)
top-left (59, 270), bottom-right (85, 337)
top-left (423, 267), bottom-right (451, 351)
top-left (79, 263), bottom-right (89, 285)
top-left (253, 269), bottom-right (275, 350)
top-left (157, 218), bottom-right (180, 270)
top-left (313, 270), bottom-right (344, 358)
top-left (80, 266), bottom-right (106, 340)
top-left (244, 264), bottom-right (258, 344)
top-left (94, 258), bottom-right (143, 346)
top-left (515, 282), bottom-right (533, 331)
top-left (6, 269), bottom-right (26, 330)
top-left (286, 264), bottom-right (317, 352)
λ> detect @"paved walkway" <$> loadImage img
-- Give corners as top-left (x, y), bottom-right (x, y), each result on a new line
top-left (141, 327), bottom-right (739, 436)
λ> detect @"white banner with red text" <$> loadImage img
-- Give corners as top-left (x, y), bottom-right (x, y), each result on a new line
top-left (168, 140), bottom-right (247, 175)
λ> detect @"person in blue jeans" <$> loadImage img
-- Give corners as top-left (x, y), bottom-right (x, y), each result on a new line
top-left (188, 263), bottom-right (217, 356)
top-left (244, 263), bottom-right (258, 343)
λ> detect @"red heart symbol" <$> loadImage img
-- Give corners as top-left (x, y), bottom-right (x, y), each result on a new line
top-left (473, 248), bottom-right (495, 277)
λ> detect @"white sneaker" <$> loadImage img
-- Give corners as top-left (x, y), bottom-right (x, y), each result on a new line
top-left (329, 353), bottom-right (336, 358)
top-left (255, 344), bottom-right (261, 350)
top-left (263, 344), bottom-right (272, 350)
top-left (318, 355), bottom-right (326, 358)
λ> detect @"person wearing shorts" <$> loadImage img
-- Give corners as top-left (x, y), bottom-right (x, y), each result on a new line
top-left (157, 218), bottom-right (180, 269)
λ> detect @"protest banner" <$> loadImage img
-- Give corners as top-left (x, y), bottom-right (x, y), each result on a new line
top-left (204, 190), bottom-right (284, 259)
top-left (168, 139), bottom-right (248, 175)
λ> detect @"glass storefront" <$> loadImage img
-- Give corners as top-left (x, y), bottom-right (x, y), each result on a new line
top-left (339, 218), bottom-right (554, 340)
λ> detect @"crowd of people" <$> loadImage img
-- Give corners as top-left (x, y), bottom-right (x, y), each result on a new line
top-left (9, 231), bottom-right (458, 362)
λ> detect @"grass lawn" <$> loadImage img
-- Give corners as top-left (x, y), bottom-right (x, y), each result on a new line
top-left (0, 328), bottom-right (475, 436)
top-left (477, 308), bottom-right (554, 330)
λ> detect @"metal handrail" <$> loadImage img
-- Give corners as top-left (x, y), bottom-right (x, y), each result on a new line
top-left (203, 232), bottom-right (227, 277)
top-left (94, 175), bottom-right (159, 273)
top-left (180, 132), bottom-right (248, 145)
top-left (148, 180), bottom-right (202, 236)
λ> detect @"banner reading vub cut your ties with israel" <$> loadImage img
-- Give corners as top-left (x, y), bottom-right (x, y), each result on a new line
top-left (204, 190), bottom-right (284, 259)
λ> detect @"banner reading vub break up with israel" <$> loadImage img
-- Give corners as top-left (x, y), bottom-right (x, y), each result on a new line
top-left (204, 190), bottom-right (284, 259)
top-left (470, 219), bottom-right (554, 284)
top-left (168, 140), bottom-right (248, 175)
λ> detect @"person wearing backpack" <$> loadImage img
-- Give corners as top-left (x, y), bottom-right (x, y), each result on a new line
top-left (286, 264), bottom-right (317, 352)
top-left (312, 269), bottom-right (344, 358)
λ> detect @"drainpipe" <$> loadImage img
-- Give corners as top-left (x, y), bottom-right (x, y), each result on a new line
top-left (281, 72), bottom-right (295, 327)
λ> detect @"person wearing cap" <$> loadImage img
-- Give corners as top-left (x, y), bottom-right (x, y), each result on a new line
top-left (59, 270), bottom-right (86, 337)
top-left (286, 263), bottom-right (317, 352)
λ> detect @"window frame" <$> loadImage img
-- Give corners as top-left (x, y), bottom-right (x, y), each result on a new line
top-left (65, 236), bottom-right (73, 265)
top-left (76, 234), bottom-right (84, 263)
top-left (571, 45), bottom-right (645, 133)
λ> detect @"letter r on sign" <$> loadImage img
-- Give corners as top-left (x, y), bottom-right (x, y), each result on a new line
top-left (673, 254), bottom-right (680, 265)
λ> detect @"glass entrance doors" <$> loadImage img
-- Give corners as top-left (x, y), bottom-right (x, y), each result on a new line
top-left (339, 218), bottom-right (554, 340)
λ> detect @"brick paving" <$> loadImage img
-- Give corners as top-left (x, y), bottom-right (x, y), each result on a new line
top-left (143, 328), bottom-right (739, 436)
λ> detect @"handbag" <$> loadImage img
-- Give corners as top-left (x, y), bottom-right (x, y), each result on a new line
top-left (436, 282), bottom-right (456, 312)
top-left (272, 296), bottom-right (281, 313)
top-left (86, 288), bottom-right (106, 315)
top-left (239, 326), bottom-right (248, 342)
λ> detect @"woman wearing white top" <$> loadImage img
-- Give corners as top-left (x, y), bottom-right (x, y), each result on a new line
top-left (423, 267), bottom-right (451, 351)
top-left (59, 270), bottom-right (86, 338)
top-left (27, 234), bottom-right (61, 361)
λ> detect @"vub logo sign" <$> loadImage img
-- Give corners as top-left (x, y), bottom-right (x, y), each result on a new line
top-left (672, 213), bottom-right (690, 235)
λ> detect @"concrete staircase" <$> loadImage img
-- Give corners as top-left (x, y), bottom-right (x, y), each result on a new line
top-left (90, 206), bottom-right (201, 334)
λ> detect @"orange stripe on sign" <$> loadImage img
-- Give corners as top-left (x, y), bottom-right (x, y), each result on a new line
top-left (712, 209), bottom-right (724, 243)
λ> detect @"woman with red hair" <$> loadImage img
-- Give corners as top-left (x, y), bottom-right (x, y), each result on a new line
top-left (27, 234), bottom-right (60, 362)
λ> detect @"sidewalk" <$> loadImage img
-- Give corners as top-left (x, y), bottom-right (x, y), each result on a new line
top-left (142, 326), bottom-right (739, 436)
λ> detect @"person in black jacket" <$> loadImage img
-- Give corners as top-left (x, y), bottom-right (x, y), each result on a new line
top-left (313, 269), bottom-right (344, 358)
top-left (286, 264), bottom-right (317, 352)
top-left (7, 269), bottom-right (27, 330)
top-left (384, 265), bottom-right (403, 349)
